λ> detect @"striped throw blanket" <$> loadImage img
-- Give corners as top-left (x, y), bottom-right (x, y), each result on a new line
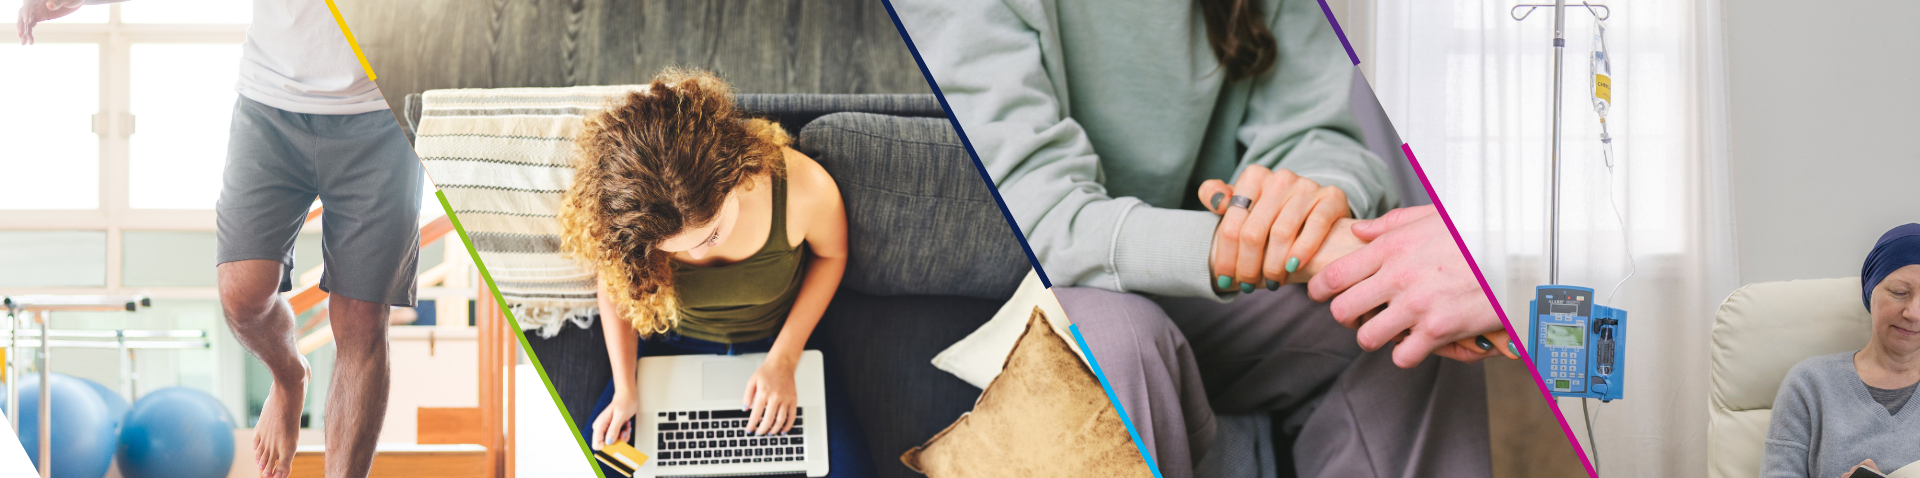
top-left (414, 85), bottom-right (649, 337)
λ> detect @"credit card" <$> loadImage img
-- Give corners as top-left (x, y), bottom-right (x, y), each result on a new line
top-left (594, 441), bottom-right (650, 477)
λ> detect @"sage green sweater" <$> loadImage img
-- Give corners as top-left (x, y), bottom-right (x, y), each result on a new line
top-left (899, 0), bottom-right (1394, 299)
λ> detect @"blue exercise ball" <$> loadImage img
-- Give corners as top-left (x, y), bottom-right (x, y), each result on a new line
top-left (79, 379), bottom-right (128, 432)
top-left (117, 387), bottom-right (235, 478)
top-left (3, 376), bottom-right (130, 429)
top-left (10, 373), bottom-right (119, 478)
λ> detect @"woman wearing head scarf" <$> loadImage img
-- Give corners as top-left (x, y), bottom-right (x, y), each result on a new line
top-left (1763, 224), bottom-right (1920, 478)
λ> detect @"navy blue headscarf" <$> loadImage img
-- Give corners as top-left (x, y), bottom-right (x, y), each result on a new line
top-left (1861, 223), bottom-right (1920, 309)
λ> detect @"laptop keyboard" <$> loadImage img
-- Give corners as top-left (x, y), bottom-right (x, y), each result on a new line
top-left (653, 407), bottom-right (807, 467)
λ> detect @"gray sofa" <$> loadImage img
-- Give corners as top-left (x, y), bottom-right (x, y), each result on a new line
top-left (402, 84), bottom-right (1420, 477)
top-left (407, 93), bottom-right (1032, 478)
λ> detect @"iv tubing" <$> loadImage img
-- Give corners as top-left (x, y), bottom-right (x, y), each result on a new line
top-left (1602, 129), bottom-right (1634, 306)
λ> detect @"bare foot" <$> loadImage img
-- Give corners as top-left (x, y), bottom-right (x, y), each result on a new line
top-left (254, 356), bottom-right (310, 478)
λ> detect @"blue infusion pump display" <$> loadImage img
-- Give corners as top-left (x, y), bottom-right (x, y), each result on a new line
top-left (1527, 285), bottom-right (1627, 402)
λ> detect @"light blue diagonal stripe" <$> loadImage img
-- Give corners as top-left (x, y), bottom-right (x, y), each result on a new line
top-left (1070, 323), bottom-right (1166, 478)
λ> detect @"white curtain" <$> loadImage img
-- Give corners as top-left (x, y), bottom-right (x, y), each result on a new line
top-left (1361, 0), bottom-right (1739, 476)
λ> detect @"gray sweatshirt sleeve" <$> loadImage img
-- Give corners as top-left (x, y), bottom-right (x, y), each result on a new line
top-left (897, 0), bottom-right (1227, 299)
top-left (1761, 362), bottom-right (1817, 478)
top-left (1235, 0), bottom-right (1395, 220)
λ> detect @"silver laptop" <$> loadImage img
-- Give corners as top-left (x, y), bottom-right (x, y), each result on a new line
top-left (633, 350), bottom-right (829, 477)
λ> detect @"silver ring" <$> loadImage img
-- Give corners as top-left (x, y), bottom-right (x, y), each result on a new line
top-left (1229, 195), bottom-right (1252, 209)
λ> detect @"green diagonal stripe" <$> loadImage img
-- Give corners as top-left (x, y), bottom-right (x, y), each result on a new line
top-left (437, 190), bottom-right (610, 478)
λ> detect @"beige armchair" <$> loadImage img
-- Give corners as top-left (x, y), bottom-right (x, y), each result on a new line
top-left (1708, 277), bottom-right (1872, 478)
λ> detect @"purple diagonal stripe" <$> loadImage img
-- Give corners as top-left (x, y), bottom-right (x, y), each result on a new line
top-left (1315, 0), bottom-right (1361, 65)
top-left (1399, 143), bottom-right (1600, 478)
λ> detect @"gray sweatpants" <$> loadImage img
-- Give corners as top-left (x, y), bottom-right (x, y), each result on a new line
top-left (1058, 286), bottom-right (1491, 478)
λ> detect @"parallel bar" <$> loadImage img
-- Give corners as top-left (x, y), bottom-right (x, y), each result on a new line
top-left (38, 311), bottom-right (50, 478)
top-left (5, 295), bottom-right (149, 312)
top-left (119, 333), bottom-right (133, 402)
top-left (6, 340), bottom-right (208, 350)
top-left (5, 312), bottom-right (15, 437)
top-left (0, 329), bottom-right (206, 339)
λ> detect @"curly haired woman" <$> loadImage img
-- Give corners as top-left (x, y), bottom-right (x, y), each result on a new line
top-left (560, 69), bottom-right (872, 477)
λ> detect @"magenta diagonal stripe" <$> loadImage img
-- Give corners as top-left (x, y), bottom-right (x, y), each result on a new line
top-left (1400, 143), bottom-right (1600, 478)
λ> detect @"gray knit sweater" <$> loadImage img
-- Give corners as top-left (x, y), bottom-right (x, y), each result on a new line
top-left (1762, 352), bottom-right (1920, 478)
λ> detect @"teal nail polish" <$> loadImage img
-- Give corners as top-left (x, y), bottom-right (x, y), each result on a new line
top-left (1286, 257), bottom-right (1300, 273)
top-left (1241, 282), bottom-right (1254, 293)
top-left (1217, 275), bottom-right (1232, 290)
top-left (1266, 280), bottom-right (1279, 291)
top-left (1210, 192), bottom-right (1225, 212)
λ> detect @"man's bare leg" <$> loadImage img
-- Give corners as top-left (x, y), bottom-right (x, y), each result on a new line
top-left (323, 294), bottom-right (391, 478)
top-left (218, 260), bottom-right (310, 478)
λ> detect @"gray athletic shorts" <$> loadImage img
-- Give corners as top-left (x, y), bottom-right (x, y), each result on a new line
top-left (215, 96), bottom-right (422, 307)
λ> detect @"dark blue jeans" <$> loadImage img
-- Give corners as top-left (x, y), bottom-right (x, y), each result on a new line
top-left (583, 331), bottom-right (875, 478)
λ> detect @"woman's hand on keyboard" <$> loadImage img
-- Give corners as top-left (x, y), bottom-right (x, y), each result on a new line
top-left (592, 388), bottom-right (638, 450)
top-left (743, 356), bottom-right (799, 436)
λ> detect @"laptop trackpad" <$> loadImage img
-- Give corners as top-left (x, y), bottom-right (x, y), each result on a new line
top-left (701, 359), bottom-right (758, 401)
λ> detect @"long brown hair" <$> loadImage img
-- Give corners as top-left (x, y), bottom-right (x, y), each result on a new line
top-left (1197, 0), bottom-right (1278, 81)
top-left (558, 69), bottom-right (790, 337)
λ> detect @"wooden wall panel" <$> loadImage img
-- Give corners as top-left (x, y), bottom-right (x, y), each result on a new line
top-left (333, 0), bottom-right (932, 121)
top-left (416, 407), bottom-right (485, 445)
top-left (288, 446), bottom-right (488, 478)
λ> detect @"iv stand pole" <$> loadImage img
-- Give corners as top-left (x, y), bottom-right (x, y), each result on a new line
top-left (1516, 0), bottom-right (1608, 285)
top-left (1549, 0), bottom-right (1565, 285)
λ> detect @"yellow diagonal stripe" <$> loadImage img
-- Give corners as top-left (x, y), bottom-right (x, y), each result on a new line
top-left (321, 0), bottom-right (376, 81)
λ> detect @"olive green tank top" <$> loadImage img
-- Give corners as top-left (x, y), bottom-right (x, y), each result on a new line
top-left (670, 169), bottom-right (806, 343)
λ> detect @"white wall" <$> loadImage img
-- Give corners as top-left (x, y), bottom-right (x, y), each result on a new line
top-left (1724, 0), bottom-right (1920, 285)
top-left (516, 363), bottom-right (597, 477)
top-left (379, 328), bottom-right (481, 444)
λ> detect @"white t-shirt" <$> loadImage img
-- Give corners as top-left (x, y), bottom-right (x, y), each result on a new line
top-left (234, 0), bottom-right (386, 115)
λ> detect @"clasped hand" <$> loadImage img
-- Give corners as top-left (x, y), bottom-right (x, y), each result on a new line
top-left (1199, 165), bottom-right (1351, 293)
top-left (1200, 166), bottom-right (1504, 368)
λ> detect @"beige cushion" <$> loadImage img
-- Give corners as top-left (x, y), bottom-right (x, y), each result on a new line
top-left (903, 308), bottom-right (1152, 477)
top-left (931, 271), bottom-right (1084, 389)
top-left (1708, 277), bottom-right (1871, 478)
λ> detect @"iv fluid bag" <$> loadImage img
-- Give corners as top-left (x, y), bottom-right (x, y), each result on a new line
top-left (1592, 26), bottom-right (1611, 119)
